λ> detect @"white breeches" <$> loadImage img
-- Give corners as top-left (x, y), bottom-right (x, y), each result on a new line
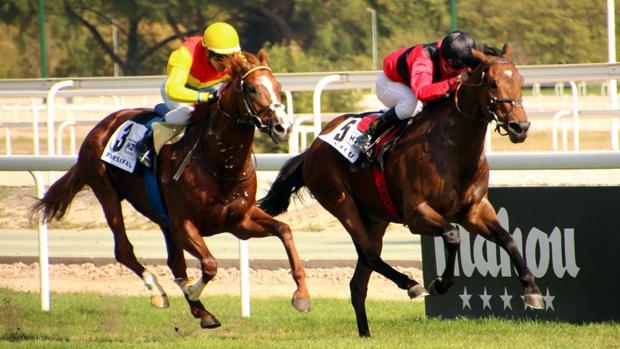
top-left (375, 72), bottom-right (422, 120)
top-left (160, 78), bottom-right (194, 126)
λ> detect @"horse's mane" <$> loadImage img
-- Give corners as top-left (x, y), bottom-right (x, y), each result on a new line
top-left (189, 51), bottom-right (263, 123)
top-left (417, 44), bottom-right (506, 114)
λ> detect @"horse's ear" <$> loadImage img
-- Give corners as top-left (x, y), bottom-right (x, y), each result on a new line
top-left (471, 48), bottom-right (487, 64)
top-left (502, 43), bottom-right (512, 59)
top-left (258, 49), bottom-right (269, 66)
top-left (227, 54), bottom-right (244, 77)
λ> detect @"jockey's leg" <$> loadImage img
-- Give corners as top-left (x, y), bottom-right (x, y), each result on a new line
top-left (353, 72), bottom-right (417, 156)
top-left (159, 77), bottom-right (194, 126)
top-left (163, 105), bottom-right (194, 126)
top-left (135, 128), bottom-right (154, 168)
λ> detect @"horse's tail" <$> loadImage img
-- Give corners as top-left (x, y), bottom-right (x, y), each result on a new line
top-left (258, 151), bottom-right (307, 216)
top-left (30, 165), bottom-right (86, 223)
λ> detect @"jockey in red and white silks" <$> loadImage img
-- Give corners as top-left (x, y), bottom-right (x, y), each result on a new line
top-left (354, 31), bottom-right (479, 156)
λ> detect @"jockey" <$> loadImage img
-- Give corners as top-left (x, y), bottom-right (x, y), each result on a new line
top-left (137, 22), bottom-right (242, 168)
top-left (353, 31), bottom-right (478, 158)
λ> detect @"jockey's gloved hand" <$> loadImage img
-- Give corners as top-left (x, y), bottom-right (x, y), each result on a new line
top-left (450, 72), bottom-right (470, 92)
top-left (455, 71), bottom-right (470, 84)
top-left (207, 89), bottom-right (219, 103)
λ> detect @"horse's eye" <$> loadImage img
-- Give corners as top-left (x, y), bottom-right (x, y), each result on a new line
top-left (247, 85), bottom-right (257, 94)
top-left (488, 80), bottom-right (498, 90)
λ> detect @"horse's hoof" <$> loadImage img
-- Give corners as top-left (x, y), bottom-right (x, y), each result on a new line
top-left (407, 284), bottom-right (429, 299)
top-left (150, 293), bottom-right (170, 308)
top-left (200, 314), bottom-right (222, 329)
top-left (428, 277), bottom-right (454, 296)
top-left (524, 293), bottom-right (545, 310)
top-left (428, 279), bottom-right (441, 296)
top-left (292, 295), bottom-right (311, 313)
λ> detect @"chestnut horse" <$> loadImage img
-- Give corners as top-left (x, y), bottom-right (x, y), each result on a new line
top-left (32, 50), bottom-right (310, 328)
top-left (259, 45), bottom-right (543, 336)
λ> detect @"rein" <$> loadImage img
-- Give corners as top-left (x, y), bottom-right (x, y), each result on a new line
top-left (194, 65), bottom-right (273, 182)
top-left (217, 65), bottom-right (273, 132)
top-left (453, 60), bottom-right (523, 134)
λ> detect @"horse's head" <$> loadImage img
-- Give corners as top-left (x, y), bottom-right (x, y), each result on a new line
top-left (468, 44), bottom-right (530, 143)
top-left (218, 50), bottom-right (291, 143)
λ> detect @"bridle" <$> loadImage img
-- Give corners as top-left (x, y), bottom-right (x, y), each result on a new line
top-left (217, 65), bottom-right (276, 133)
top-left (454, 60), bottom-right (524, 135)
top-left (177, 65), bottom-right (275, 183)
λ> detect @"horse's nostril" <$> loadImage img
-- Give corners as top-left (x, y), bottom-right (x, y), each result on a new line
top-left (521, 121), bottom-right (531, 133)
top-left (509, 121), bottom-right (529, 134)
top-left (274, 124), bottom-right (286, 135)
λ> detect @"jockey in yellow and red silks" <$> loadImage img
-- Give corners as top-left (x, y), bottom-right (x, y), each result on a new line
top-left (136, 22), bottom-right (242, 168)
top-left (161, 22), bottom-right (242, 125)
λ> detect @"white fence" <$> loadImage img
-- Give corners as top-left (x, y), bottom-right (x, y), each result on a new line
top-left (2, 63), bottom-right (620, 155)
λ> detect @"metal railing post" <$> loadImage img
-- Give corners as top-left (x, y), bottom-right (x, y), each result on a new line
top-left (312, 74), bottom-right (345, 138)
top-left (239, 239), bottom-right (250, 317)
top-left (29, 170), bottom-right (49, 311)
top-left (568, 81), bottom-right (580, 150)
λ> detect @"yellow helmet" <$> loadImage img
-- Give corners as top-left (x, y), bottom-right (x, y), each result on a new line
top-left (202, 22), bottom-right (241, 55)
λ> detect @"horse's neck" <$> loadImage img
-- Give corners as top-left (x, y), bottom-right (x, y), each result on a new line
top-left (200, 111), bottom-right (255, 176)
top-left (442, 86), bottom-right (489, 162)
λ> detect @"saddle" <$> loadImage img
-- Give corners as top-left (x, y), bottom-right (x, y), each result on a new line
top-left (356, 113), bottom-right (412, 171)
top-left (356, 113), bottom-right (412, 221)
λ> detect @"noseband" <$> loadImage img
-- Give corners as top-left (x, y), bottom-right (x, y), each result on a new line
top-left (218, 65), bottom-right (275, 132)
top-left (454, 61), bottom-right (524, 134)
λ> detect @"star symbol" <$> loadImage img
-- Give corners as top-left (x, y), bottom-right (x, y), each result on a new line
top-left (459, 287), bottom-right (472, 310)
top-left (480, 287), bottom-right (493, 310)
top-left (520, 296), bottom-right (529, 311)
top-left (543, 288), bottom-right (555, 311)
top-left (500, 287), bottom-right (513, 310)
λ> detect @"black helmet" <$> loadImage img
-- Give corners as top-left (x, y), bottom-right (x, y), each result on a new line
top-left (441, 31), bottom-right (477, 69)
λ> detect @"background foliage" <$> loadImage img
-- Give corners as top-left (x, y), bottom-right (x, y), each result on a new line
top-left (0, 0), bottom-right (616, 78)
top-left (0, 0), bottom-right (617, 118)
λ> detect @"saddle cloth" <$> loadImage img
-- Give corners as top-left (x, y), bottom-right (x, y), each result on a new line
top-left (101, 112), bottom-right (186, 173)
top-left (101, 120), bottom-right (148, 173)
top-left (318, 113), bottom-right (381, 164)
top-left (319, 113), bottom-right (400, 220)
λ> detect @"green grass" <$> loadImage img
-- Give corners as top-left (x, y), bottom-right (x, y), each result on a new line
top-left (0, 288), bottom-right (617, 349)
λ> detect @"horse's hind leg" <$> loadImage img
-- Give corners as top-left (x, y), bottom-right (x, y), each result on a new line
top-left (172, 220), bottom-right (221, 329)
top-left (313, 188), bottom-right (426, 297)
top-left (90, 182), bottom-right (168, 308)
top-left (349, 215), bottom-right (389, 337)
top-left (461, 199), bottom-right (544, 309)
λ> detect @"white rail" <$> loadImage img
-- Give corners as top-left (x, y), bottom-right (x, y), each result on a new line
top-left (2, 64), bottom-right (620, 154)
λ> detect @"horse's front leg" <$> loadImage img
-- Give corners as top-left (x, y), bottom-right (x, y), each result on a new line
top-left (233, 206), bottom-right (311, 313)
top-left (175, 219), bottom-right (222, 329)
top-left (460, 198), bottom-right (544, 309)
top-left (405, 202), bottom-right (461, 295)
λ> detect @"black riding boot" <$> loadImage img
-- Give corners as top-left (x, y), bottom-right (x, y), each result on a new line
top-left (354, 107), bottom-right (400, 155)
top-left (135, 129), bottom-right (154, 169)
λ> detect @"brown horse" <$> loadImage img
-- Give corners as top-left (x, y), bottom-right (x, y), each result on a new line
top-left (259, 45), bottom-right (543, 336)
top-left (32, 50), bottom-right (311, 328)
